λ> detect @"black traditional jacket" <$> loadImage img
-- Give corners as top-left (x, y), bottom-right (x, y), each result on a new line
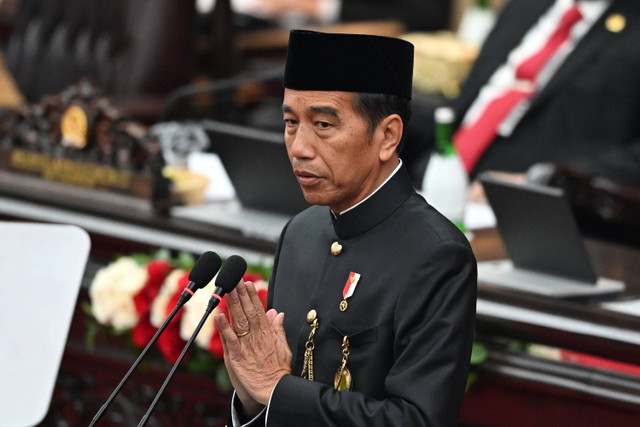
top-left (236, 166), bottom-right (477, 426)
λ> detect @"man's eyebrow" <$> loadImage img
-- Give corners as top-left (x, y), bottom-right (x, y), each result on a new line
top-left (282, 104), bottom-right (340, 119)
top-left (309, 106), bottom-right (339, 118)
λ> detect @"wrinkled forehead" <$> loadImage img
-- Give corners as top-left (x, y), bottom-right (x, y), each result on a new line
top-left (282, 89), bottom-right (358, 114)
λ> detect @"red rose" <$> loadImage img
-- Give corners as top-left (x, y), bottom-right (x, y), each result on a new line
top-left (256, 288), bottom-right (268, 309)
top-left (208, 298), bottom-right (228, 359)
top-left (253, 280), bottom-right (269, 309)
top-left (133, 260), bottom-right (173, 316)
top-left (132, 316), bottom-right (157, 348)
top-left (157, 274), bottom-right (190, 364)
top-left (157, 314), bottom-right (188, 364)
top-left (243, 271), bottom-right (265, 284)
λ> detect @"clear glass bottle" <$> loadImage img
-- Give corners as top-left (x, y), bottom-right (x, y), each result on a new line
top-left (457, 0), bottom-right (496, 47)
top-left (421, 107), bottom-right (469, 231)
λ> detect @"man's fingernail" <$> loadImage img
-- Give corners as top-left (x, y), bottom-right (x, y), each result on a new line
top-left (230, 289), bottom-right (238, 299)
top-left (237, 281), bottom-right (245, 291)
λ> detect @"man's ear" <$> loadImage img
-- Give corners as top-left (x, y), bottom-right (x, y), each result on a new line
top-left (376, 114), bottom-right (403, 162)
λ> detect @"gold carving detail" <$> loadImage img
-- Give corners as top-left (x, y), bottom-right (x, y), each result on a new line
top-left (61, 105), bottom-right (89, 149)
top-left (9, 149), bottom-right (132, 189)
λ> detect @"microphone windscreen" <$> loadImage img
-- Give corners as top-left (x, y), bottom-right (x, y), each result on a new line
top-left (189, 251), bottom-right (222, 288)
top-left (216, 255), bottom-right (247, 294)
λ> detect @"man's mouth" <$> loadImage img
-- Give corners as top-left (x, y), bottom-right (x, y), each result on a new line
top-left (294, 170), bottom-right (322, 186)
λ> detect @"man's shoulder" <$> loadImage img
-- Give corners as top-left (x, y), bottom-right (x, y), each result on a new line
top-left (283, 205), bottom-right (329, 234)
top-left (289, 205), bottom-right (327, 223)
top-left (399, 194), bottom-right (472, 249)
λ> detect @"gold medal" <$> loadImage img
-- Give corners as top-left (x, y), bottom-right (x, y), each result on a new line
top-left (334, 336), bottom-right (353, 391)
top-left (334, 366), bottom-right (353, 391)
top-left (339, 300), bottom-right (348, 311)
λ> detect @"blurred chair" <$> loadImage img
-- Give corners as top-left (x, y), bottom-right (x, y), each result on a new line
top-left (549, 166), bottom-right (640, 249)
top-left (2, 0), bottom-right (196, 119)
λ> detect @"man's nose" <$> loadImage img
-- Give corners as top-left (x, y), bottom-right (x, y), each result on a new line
top-left (288, 125), bottom-right (315, 159)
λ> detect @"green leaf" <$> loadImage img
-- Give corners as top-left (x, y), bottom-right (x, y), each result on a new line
top-left (81, 300), bottom-right (93, 316)
top-left (246, 262), bottom-right (273, 281)
top-left (185, 347), bottom-right (218, 374)
top-left (131, 253), bottom-right (152, 266)
top-left (215, 366), bottom-right (233, 392)
top-left (466, 372), bottom-right (478, 391)
top-left (507, 339), bottom-right (527, 353)
top-left (176, 251), bottom-right (196, 271)
top-left (153, 248), bottom-right (172, 261)
top-left (85, 321), bottom-right (98, 351)
top-left (470, 342), bottom-right (489, 365)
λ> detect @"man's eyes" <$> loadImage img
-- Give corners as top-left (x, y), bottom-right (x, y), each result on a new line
top-left (282, 119), bottom-right (333, 129)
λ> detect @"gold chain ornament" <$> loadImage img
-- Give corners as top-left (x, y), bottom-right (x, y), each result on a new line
top-left (301, 317), bottom-right (319, 381)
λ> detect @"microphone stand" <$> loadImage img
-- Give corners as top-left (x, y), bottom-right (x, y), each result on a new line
top-left (137, 291), bottom-right (224, 427)
top-left (89, 301), bottom-right (187, 426)
top-left (157, 66), bottom-right (285, 122)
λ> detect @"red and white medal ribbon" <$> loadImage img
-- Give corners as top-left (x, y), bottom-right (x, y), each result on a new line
top-left (340, 272), bottom-right (361, 311)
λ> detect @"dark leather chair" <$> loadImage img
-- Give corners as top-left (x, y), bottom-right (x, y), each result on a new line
top-left (3, 0), bottom-right (196, 115)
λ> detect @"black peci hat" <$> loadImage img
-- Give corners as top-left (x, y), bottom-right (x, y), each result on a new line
top-left (284, 30), bottom-right (414, 99)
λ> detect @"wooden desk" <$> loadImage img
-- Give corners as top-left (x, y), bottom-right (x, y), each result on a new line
top-left (465, 228), bottom-right (640, 426)
top-left (471, 228), bottom-right (640, 366)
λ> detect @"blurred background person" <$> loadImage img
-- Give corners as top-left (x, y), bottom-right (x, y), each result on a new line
top-left (407, 0), bottom-right (640, 196)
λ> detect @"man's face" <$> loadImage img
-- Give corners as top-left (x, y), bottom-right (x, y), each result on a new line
top-left (282, 89), bottom-right (386, 213)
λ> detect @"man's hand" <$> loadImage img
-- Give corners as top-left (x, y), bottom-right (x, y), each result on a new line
top-left (214, 280), bottom-right (292, 416)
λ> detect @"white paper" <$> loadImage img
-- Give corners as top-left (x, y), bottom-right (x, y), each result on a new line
top-left (187, 152), bottom-right (236, 201)
top-left (464, 201), bottom-right (497, 230)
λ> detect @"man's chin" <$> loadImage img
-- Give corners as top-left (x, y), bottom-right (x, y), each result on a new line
top-left (300, 191), bottom-right (329, 207)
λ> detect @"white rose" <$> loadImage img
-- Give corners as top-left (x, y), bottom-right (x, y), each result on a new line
top-left (89, 258), bottom-right (148, 330)
top-left (180, 274), bottom-right (223, 349)
top-left (150, 269), bottom-right (187, 328)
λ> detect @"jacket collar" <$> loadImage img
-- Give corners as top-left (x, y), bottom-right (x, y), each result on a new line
top-left (330, 165), bottom-right (414, 240)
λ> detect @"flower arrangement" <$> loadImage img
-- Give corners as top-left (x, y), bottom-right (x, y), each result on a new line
top-left (85, 249), bottom-right (487, 393)
top-left (85, 249), bottom-right (271, 390)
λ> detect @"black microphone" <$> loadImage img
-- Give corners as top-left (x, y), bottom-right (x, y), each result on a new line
top-left (138, 255), bottom-right (247, 427)
top-left (177, 251), bottom-right (224, 306)
top-left (89, 251), bottom-right (222, 426)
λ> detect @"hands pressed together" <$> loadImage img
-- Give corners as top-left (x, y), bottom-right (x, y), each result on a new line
top-left (214, 280), bottom-right (292, 419)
